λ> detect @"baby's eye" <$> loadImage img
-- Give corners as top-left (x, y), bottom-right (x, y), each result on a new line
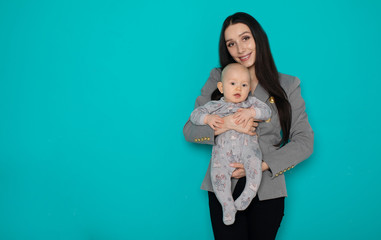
top-left (230, 82), bottom-right (236, 86)
top-left (242, 84), bottom-right (248, 87)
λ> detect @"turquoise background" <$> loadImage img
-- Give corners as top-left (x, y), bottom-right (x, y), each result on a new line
top-left (1, 0), bottom-right (380, 239)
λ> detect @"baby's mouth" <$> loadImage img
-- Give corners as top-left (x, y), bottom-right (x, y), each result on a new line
top-left (234, 93), bottom-right (241, 98)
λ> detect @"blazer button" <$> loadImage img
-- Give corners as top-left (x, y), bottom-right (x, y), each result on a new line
top-left (287, 167), bottom-right (291, 170)
top-left (275, 173), bottom-right (279, 177)
top-left (195, 139), bottom-right (198, 142)
top-left (207, 137), bottom-right (210, 140)
top-left (265, 118), bottom-right (271, 123)
top-left (269, 96), bottom-right (275, 104)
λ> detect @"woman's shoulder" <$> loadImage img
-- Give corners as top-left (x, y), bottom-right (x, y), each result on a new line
top-left (278, 72), bottom-right (301, 93)
top-left (200, 67), bottom-right (222, 96)
top-left (210, 67), bottom-right (222, 80)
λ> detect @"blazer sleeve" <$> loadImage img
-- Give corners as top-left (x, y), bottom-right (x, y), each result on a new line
top-left (183, 68), bottom-right (221, 145)
top-left (263, 77), bottom-right (314, 179)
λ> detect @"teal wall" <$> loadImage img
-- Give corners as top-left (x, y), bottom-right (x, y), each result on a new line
top-left (1, 0), bottom-right (380, 239)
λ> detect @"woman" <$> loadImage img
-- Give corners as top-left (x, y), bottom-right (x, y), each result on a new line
top-left (183, 12), bottom-right (314, 240)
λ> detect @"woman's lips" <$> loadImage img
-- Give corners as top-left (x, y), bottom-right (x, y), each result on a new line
top-left (239, 53), bottom-right (251, 62)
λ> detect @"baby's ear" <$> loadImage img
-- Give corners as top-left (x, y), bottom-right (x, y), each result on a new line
top-left (217, 82), bottom-right (223, 93)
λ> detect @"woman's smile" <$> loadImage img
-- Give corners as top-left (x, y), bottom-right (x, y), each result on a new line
top-left (239, 53), bottom-right (252, 62)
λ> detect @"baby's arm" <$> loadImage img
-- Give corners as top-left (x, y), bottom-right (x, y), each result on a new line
top-left (190, 102), bottom-right (224, 130)
top-left (247, 97), bottom-right (272, 121)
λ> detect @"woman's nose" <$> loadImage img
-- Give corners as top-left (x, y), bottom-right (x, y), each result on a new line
top-left (237, 43), bottom-right (244, 53)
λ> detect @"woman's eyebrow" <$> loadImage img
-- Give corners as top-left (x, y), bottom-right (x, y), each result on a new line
top-left (239, 31), bottom-right (251, 36)
top-left (225, 31), bottom-right (251, 42)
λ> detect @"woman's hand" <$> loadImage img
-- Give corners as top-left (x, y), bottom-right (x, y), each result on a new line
top-left (230, 163), bottom-right (245, 179)
top-left (214, 114), bottom-right (258, 136)
top-left (230, 161), bottom-right (270, 179)
top-left (261, 161), bottom-right (269, 171)
top-left (204, 114), bottom-right (224, 130)
top-left (232, 108), bottom-right (256, 127)
top-left (226, 114), bottom-right (258, 136)
top-left (214, 115), bottom-right (258, 136)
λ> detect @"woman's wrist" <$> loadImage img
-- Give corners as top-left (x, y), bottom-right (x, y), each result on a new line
top-left (214, 124), bottom-right (228, 135)
top-left (262, 161), bottom-right (269, 171)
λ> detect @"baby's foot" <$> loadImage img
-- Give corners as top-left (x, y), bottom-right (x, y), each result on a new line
top-left (235, 191), bottom-right (254, 211)
top-left (223, 208), bottom-right (237, 225)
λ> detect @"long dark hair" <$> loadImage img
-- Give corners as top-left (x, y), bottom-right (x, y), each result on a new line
top-left (216, 12), bottom-right (292, 147)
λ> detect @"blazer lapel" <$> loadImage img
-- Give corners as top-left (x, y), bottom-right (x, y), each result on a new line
top-left (253, 83), bottom-right (270, 102)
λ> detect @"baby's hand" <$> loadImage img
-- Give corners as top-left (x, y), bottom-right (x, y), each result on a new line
top-left (204, 114), bottom-right (224, 130)
top-left (233, 108), bottom-right (256, 127)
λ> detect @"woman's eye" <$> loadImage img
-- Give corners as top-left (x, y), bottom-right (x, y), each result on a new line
top-left (243, 36), bottom-right (250, 41)
top-left (227, 42), bottom-right (234, 47)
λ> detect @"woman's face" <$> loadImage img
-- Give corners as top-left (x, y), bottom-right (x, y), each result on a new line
top-left (224, 23), bottom-right (256, 69)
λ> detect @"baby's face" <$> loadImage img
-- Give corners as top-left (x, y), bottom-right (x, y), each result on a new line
top-left (219, 68), bottom-right (251, 103)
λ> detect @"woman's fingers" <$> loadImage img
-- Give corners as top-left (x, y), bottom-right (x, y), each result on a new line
top-left (230, 163), bottom-right (244, 168)
top-left (216, 117), bottom-right (224, 124)
top-left (231, 167), bottom-right (246, 178)
top-left (232, 113), bottom-right (240, 119)
top-left (242, 119), bottom-right (248, 128)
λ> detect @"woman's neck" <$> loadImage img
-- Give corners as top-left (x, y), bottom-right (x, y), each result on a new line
top-left (249, 66), bottom-right (258, 93)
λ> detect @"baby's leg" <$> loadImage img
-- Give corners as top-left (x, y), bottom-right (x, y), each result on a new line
top-left (211, 160), bottom-right (236, 225)
top-left (234, 145), bottom-right (262, 211)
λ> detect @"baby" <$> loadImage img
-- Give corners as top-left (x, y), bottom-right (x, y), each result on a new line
top-left (190, 63), bottom-right (271, 225)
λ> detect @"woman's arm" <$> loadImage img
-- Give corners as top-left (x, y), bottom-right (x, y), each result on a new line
top-left (183, 68), bottom-right (221, 145)
top-left (263, 76), bottom-right (314, 178)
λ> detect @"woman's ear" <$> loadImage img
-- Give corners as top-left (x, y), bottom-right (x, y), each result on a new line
top-left (217, 82), bottom-right (223, 93)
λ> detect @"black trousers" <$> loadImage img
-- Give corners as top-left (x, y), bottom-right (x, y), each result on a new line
top-left (208, 177), bottom-right (285, 240)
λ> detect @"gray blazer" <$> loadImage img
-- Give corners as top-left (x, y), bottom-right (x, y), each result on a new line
top-left (183, 68), bottom-right (314, 201)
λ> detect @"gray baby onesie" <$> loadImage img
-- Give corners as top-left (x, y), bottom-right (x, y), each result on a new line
top-left (190, 96), bottom-right (271, 225)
